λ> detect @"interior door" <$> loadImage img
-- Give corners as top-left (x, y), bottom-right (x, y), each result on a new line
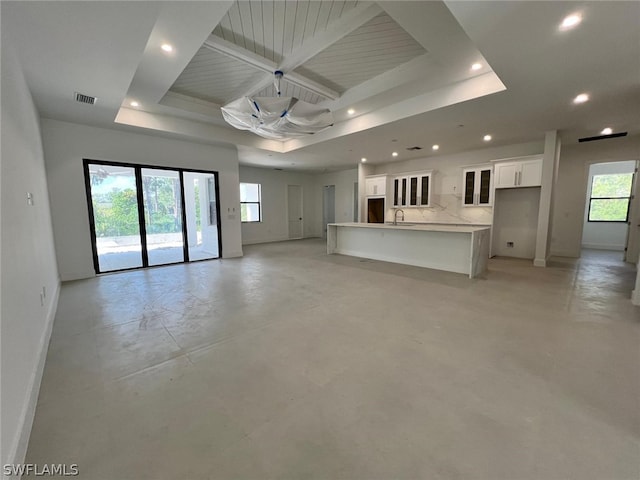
top-left (288, 185), bottom-right (303, 239)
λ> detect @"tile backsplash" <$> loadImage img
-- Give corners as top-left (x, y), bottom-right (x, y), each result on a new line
top-left (386, 193), bottom-right (492, 225)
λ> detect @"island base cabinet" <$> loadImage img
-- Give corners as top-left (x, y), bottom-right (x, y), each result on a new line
top-left (327, 223), bottom-right (490, 278)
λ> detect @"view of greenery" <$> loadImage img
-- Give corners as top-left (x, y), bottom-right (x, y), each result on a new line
top-left (91, 174), bottom-right (182, 237)
top-left (588, 173), bottom-right (633, 222)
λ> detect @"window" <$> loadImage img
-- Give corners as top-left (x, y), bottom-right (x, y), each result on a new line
top-left (240, 182), bottom-right (261, 222)
top-left (588, 173), bottom-right (633, 222)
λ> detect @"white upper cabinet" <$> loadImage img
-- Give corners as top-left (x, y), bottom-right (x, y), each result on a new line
top-left (462, 165), bottom-right (493, 206)
top-left (365, 175), bottom-right (387, 196)
top-left (493, 156), bottom-right (542, 189)
top-left (391, 171), bottom-right (432, 207)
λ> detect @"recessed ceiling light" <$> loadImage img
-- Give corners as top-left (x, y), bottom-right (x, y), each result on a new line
top-left (560, 13), bottom-right (582, 30)
top-left (432, 144), bottom-right (439, 151)
top-left (573, 93), bottom-right (589, 104)
top-left (130, 101), bottom-right (139, 107)
top-left (161, 44), bottom-right (173, 53)
top-left (483, 135), bottom-right (492, 142)
top-left (392, 152), bottom-right (398, 157)
top-left (347, 108), bottom-right (355, 115)
top-left (601, 127), bottom-right (613, 135)
top-left (471, 63), bottom-right (482, 71)
top-left (361, 157), bottom-right (367, 163)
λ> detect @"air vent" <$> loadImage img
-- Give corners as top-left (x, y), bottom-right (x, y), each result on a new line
top-left (406, 146), bottom-right (423, 151)
top-left (74, 92), bottom-right (97, 105)
top-left (579, 132), bottom-right (627, 142)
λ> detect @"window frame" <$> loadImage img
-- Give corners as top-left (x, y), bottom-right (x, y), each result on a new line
top-left (587, 173), bottom-right (633, 223)
top-left (240, 182), bottom-right (262, 223)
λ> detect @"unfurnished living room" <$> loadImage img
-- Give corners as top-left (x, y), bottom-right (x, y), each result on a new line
top-left (1, 1), bottom-right (639, 479)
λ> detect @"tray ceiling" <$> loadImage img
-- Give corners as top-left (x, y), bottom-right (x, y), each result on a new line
top-left (7, 0), bottom-right (638, 172)
top-left (170, 3), bottom-right (427, 106)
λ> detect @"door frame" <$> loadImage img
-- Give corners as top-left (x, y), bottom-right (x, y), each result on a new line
top-left (83, 158), bottom-right (222, 274)
top-left (625, 160), bottom-right (640, 263)
top-left (322, 184), bottom-right (336, 239)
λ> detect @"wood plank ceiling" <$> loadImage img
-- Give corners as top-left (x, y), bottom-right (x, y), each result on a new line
top-left (169, 1), bottom-right (427, 106)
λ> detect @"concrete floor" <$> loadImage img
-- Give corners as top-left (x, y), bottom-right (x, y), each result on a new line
top-left (27, 240), bottom-right (639, 479)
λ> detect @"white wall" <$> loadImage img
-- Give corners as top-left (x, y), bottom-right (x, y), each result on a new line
top-left (551, 134), bottom-right (640, 257)
top-left (372, 141), bottom-right (543, 224)
top-left (41, 119), bottom-right (243, 280)
top-left (239, 166), bottom-right (319, 244)
top-left (581, 161), bottom-right (636, 251)
top-left (493, 188), bottom-right (541, 258)
top-left (1, 47), bottom-right (60, 471)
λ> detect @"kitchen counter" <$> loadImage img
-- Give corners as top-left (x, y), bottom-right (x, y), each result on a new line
top-left (327, 222), bottom-right (490, 278)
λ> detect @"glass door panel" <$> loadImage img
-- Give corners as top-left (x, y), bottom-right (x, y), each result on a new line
top-left (421, 176), bottom-right (430, 206)
top-left (479, 169), bottom-right (491, 204)
top-left (87, 163), bottom-right (143, 272)
top-left (464, 171), bottom-right (475, 205)
top-left (183, 171), bottom-right (220, 261)
top-left (409, 177), bottom-right (418, 205)
top-left (141, 168), bottom-right (185, 266)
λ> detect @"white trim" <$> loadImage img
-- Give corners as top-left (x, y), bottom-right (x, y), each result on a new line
top-left (490, 154), bottom-right (543, 164)
top-left (203, 35), bottom-right (339, 101)
top-left (222, 250), bottom-right (243, 258)
top-left (633, 261), bottom-right (640, 306)
top-left (5, 280), bottom-right (60, 471)
top-left (581, 243), bottom-right (626, 251)
top-left (533, 258), bottom-right (547, 267)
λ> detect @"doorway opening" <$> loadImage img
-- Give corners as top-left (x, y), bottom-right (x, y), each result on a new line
top-left (581, 161), bottom-right (636, 261)
top-left (323, 185), bottom-right (335, 239)
top-left (84, 159), bottom-right (221, 274)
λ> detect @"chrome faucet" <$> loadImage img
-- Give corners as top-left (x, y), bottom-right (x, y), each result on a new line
top-left (393, 208), bottom-right (404, 225)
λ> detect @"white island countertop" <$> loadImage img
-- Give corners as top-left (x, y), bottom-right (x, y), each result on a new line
top-left (327, 222), bottom-right (491, 278)
top-left (329, 222), bottom-right (490, 233)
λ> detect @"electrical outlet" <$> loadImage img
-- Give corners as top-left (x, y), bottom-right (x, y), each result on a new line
top-left (507, 242), bottom-right (514, 248)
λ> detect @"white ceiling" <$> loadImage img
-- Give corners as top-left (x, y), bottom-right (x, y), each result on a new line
top-left (3, 1), bottom-right (639, 172)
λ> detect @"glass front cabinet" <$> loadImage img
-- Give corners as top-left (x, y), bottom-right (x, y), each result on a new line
top-left (392, 171), bottom-right (432, 207)
top-left (462, 166), bottom-right (493, 207)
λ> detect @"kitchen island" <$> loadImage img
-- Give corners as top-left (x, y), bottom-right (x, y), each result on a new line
top-left (327, 222), bottom-right (490, 278)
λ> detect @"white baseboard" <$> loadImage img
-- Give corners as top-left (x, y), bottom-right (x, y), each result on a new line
top-left (60, 270), bottom-right (95, 282)
top-left (4, 280), bottom-right (60, 476)
top-left (533, 258), bottom-right (546, 267)
top-left (241, 235), bottom-right (320, 246)
top-left (550, 249), bottom-right (580, 258)
top-left (581, 243), bottom-right (625, 251)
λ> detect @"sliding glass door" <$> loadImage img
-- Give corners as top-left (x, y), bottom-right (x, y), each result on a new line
top-left (86, 163), bottom-right (144, 272)
top-left (84, 160), bottom-right (220, 274)
top-left (183, 171), bottom-right (220, 261)
top-left (141, 168), bottom-right (185, 266)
